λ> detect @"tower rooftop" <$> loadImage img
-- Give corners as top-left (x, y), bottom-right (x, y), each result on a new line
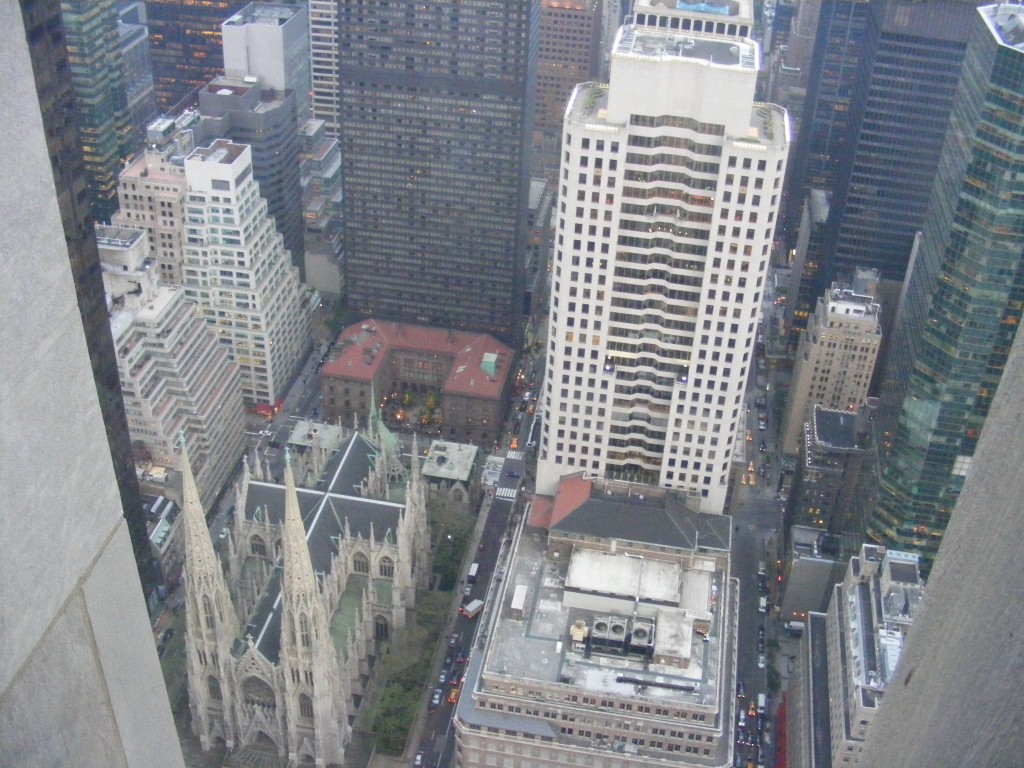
top-left (188, 139), bottom-right (247, 166)
top-left (615, 25), bottom-right (758, 70)
top-left (224, 2), bottom-right (302, 28)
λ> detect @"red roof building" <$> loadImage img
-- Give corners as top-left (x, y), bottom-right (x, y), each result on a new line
top-left (321, 320), bottom-right (513, 443)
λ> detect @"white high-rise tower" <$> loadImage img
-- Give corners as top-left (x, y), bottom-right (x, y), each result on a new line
top-left (536, 23), bottom-right (790, 513)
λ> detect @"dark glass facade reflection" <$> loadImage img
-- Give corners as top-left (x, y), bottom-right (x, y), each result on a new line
top-left (147, 0), bottom-right (246, 112)
top-left (825, 0), bottom-right (975, 283)
top-left (869, 5), bottom-right (1024, 573)
top-left (783, 0), bottom-right (871, 250)
top-left (60, 0), bottom-right (132, 221)
top-left (333, 0), bottom-right (537, 345)
top-left (20, 0), bottom-right (155, 592)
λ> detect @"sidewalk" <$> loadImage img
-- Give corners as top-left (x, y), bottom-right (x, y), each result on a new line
top-left (385, 488), bottom-right (498, 768)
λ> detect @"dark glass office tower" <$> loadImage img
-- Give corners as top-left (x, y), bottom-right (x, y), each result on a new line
top-left (331, 0), bottom-right (537, 344)
top-left (147, 0), bottom-right (246, 112)
top-left (60, 0), bottom-right (133, 221)
top-left (784, 0), bottom-right (978, 337)
top-left (824, 0), bottom-right (976, 283)
top-left (20, 0), bottom-right (155, 593)
top-left (782, 0), bottom-right (871, 247)
top-left (868, 2), bottom-right (1024, 573)
top-left (780, 0), bottom-right (873, 336)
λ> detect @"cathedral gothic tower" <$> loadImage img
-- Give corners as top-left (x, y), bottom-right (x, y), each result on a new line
top-left (182, 423), bottom-right (429, 763)
top-left (279, 454), bottom-right (349, 763)
top-left (181, 439), bottom-right (241, 749)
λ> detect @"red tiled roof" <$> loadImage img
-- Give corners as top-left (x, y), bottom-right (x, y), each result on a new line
top-left (321, 319), bottom-right (512, 401)
top-left (548, 477), bottom-right (593, 529)
top-left (528, 495), bottom-right (554, 528)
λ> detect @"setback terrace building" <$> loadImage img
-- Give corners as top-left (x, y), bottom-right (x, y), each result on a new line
top-left (780, 282), bottom-right (881, 456)
top-left (98, 224), bottom-right (247, 510)
top-left (182, 140), bottom-right (313, 407)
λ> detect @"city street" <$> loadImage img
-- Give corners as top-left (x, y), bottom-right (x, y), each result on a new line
top-left (725, 296), bottom-right (791, 767)
top-left (411, 474), bottom-right (523, 768)
top-left (408, 309), bottom-right (548, 768)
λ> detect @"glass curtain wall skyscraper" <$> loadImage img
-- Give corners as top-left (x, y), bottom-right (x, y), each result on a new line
top-left (868, 1), bottom-right (1024, 572)
top-left (783, 0), bottom-right (871, 246)
top-left (323, 0), bottom-right (537, 344)
top-left (783, 0), bottom-right (976, 335)
top-left (147, 0), bottom-right (247, 112)
top-left (824, 1), bottom-right (976, 283)
top-left (60, 0), bottom-right (133, 221)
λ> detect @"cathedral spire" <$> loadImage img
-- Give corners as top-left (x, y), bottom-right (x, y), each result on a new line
top-left (180, 433), bottom-right (240, 749)
top-left (282, 449), bottom-right (318, 596)
top-left (180, 434), bottom-right (222, 581)
top-left (410, 432), bottom-right (422, 492)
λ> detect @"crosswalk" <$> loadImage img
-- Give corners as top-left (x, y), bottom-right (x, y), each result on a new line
top-left (495, 487), bottom-right (519, 500)
top-left (506, 450), bottom-right (525, 461)
top-left (482, 456), bottom-right (505, 487)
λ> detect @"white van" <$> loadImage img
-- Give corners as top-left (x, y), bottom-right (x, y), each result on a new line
top-left (758, 596), bottom-right (767, 614)
top-left (784, 620), bottom-right (805, 636)
top-left (757, 693), bottom-right (766, 715)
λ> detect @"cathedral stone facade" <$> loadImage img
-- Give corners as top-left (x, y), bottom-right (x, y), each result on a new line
top-left (180, 423), bottom-right (430, 766)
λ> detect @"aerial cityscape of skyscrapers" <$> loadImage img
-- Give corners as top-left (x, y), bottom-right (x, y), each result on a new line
top-left (5, 0), bottom-right (1024, 766)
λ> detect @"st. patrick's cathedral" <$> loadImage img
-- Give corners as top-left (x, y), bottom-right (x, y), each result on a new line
top-left (179, 418), bottom-right (431, 766)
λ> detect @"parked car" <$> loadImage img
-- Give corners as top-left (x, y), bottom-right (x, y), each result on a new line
top-left (414, 752), bottom-right (424, 767)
